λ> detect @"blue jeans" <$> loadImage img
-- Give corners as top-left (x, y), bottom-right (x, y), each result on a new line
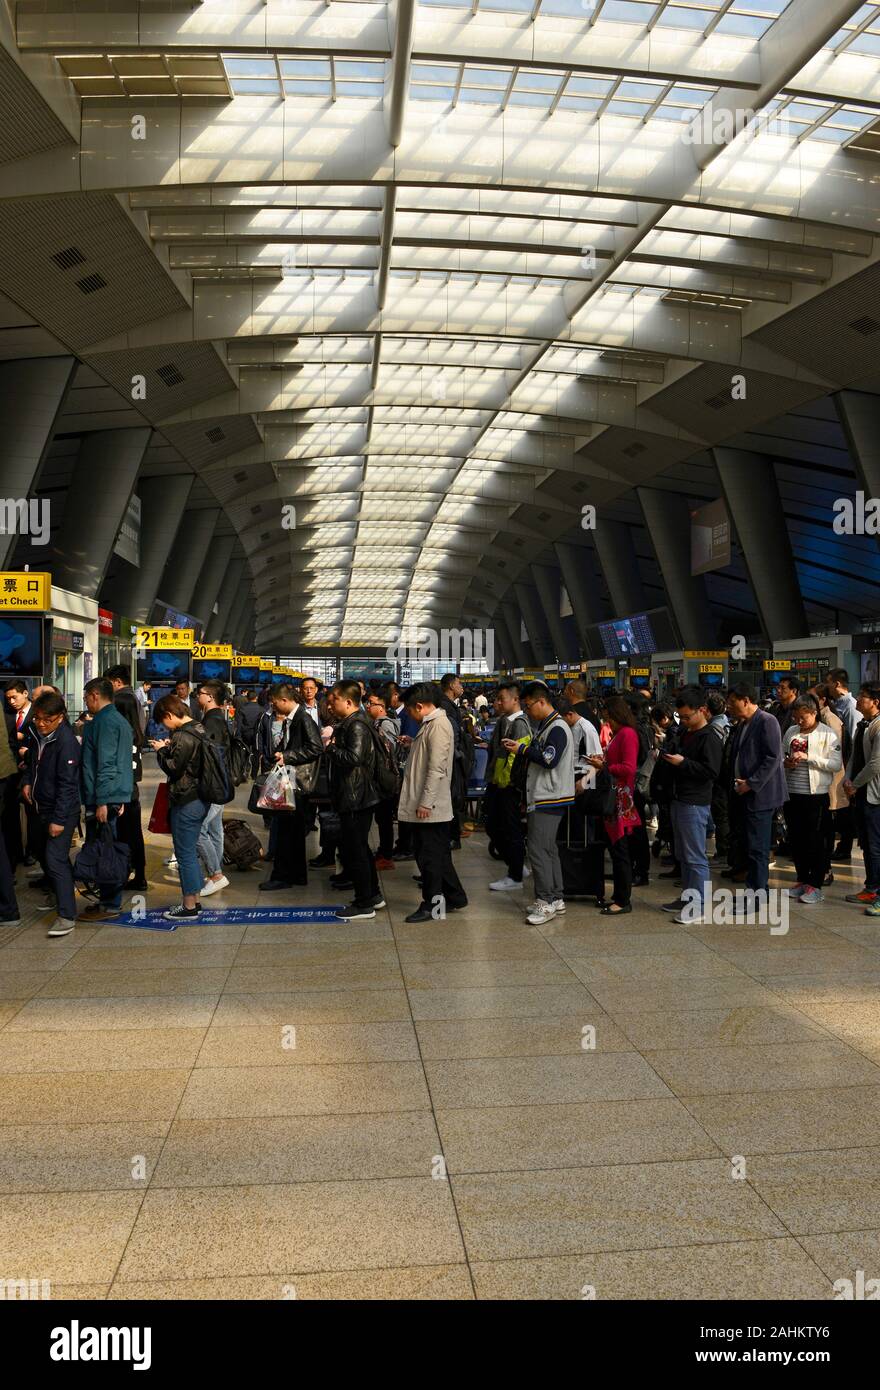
top-left (197, 802), bottom-right (224, 877)
top-left (671, 801), bottom-right (711, 909)
top-left (746, 806), bottom-right (774, 893)
top-left (169, 798), bottom-right (209, 898)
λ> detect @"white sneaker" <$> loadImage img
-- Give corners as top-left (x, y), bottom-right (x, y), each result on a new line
top-left (799, 888), bottom-right (823, 905)
top-left (674, 911), bottom-right (704, 925)
top-left (490, 876), bottom-right (523, 891)
top-left (526, 901), bottom-right (557, 926)
top-left (164, 855), bottom-right (178, 868)
top-left (200, 875), bottom-right (230, 897)
top-left (47, 918), bottom-right (75, 937)
top-left (522, 865), bottom-right (532, 878)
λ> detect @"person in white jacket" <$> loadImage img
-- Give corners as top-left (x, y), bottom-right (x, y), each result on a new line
top-left (782, 695), bottom-right (842, 904)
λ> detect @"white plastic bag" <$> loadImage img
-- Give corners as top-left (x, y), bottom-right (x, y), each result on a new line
top-left (256, 763), bottom-right (296, 811)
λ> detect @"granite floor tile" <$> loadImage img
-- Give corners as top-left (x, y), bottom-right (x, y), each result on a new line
top-left (644, 1041), bottom-right (880, 1097)
top-left (684, 1085), bottom-right (880, 1156)
top-left (0, 1026), bottom-right (207, 1073)
top-left (117, 1180), bottom-right (465, 1279)
top-left (0, 1191), bottom-right (143, 1283)
top-left (0, 1069), bottom-right (190, 1125)
top-left (211, 990), bottom-right (411, 1025)
top-left (612, 1005), bottom-right (830, 1052)
top-left (196, 1022), bottom-right (420, 1067)
top-left (425, 1052), bottom-right (671, 1109)
top-left (414, 1013), bottom-right (634, 1059)
top-left (0, 1121), bottom-right (169, 1192)
top-left (108, 1266), bottom-right (473, 1299)
top-left (179, 1061), bottom-right (431, 1119)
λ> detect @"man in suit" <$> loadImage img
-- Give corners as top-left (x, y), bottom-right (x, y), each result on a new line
top-left (727, 682), bottom-right (787, 897)
top-left (3, 680), bottom-right (35, 869)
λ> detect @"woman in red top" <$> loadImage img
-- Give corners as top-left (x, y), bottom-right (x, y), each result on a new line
top-left (587, 696), bottom-right (642, 915)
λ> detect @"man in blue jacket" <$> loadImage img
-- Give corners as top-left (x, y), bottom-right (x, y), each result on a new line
top-left (79, 677), bottom-right (134, 921)
top-left (727, 682), bottom-right (787, 896)
top-left (22, 691), bottom-right (82, 938)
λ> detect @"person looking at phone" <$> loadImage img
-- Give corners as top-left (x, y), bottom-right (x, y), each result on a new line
top-left (781, 695), bottom-right (842, 905)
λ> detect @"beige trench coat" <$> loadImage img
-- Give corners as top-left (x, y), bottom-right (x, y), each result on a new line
top-left (397, 707), bottom-right (454, 823)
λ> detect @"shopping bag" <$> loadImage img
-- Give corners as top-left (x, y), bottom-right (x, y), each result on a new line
top-left (256, 764), bottom-right (296, 811)
top-left (148, 781), bottom-right (171, 834)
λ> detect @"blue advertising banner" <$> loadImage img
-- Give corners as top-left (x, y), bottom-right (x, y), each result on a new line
top-left (113, 906), bottom-right (344, 928)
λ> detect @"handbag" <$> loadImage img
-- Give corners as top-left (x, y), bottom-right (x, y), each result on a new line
top-left (294, 756), bottom-right (322, 797)
top-left (73, 819), bottom-right (131, 888)
top-left (247, 774), bottom-right (268, 816)
top-left (575, 768), bottom-right (616, 818)
top-left (148, 781), bottom-right (171, 834)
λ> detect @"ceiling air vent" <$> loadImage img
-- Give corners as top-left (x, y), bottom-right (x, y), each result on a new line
top-left (850, 316), bottom-right (880, 336)
top-left (156, 362), bottom-right (184, 387)
top-left (76, 272), bottom-right (107, 295)
top-left (513, 538), bottom-right (524, 548)
top-left (704, 389), bottom-right (732, 410)
top-left (234, 471), bottom-right (247, 483)
top-left (571, 481), bottom-right (587, 495)
top-left (260, 531), bottom-right (271, 541)
top-left (250, 504), bottom-right (262, 516)
top-left (52, 246), bottom-right (86, 271)
top-left (537, 511), bottom-right (550, 522)
top-left (623, 442), bottom-right (646, 458)
top-left (205, 426), bottom-right (225, 444)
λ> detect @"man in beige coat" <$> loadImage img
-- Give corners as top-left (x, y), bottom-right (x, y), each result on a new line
top-left (398, 682), bottom-right (468, 923)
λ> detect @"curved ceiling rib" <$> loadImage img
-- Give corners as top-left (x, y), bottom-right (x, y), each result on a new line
top-left (2, 0), bottom-right (878, 649)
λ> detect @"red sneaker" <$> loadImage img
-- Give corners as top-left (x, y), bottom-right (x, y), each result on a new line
top-left (374, 857), bottom-right (395, 870)
top-left (845, 889), bottom-right (877, 903)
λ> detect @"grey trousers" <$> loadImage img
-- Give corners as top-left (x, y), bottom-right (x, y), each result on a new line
top-left (527, 810), bottom-right (565, 904)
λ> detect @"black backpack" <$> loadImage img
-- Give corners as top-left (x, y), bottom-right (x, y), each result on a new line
top-left (194, 729), bottom-right (235, 805)
top-left (226, 731), bottom-right (252, 787)
top-left (368, 723), bottom-right (401, 800)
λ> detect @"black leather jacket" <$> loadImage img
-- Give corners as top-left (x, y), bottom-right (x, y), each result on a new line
top-left (325, 710), bottom-right (378, 812)
top-left (157, 721), bottom-right (204, 806)
top-left (256, 705), bottom-right (322, 774)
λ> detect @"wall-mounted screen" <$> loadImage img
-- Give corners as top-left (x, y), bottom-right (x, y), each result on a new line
top-left (585, 607), bottom-right (679, 660)
top-left (0, 616), bottom-right (46, 679)
top-left (233, 665), bottom-right (261, 685)
top-left (192, 659), bottom-right (232, 684)
top-left (136, 650), bottom-right (192, 685)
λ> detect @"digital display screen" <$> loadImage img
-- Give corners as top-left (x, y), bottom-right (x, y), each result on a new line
top-left (259, 669), bottom-right (274, 684)
top-left (630, 674), bottom-right (651, 689)
top-left (136, 650), bottom-right (192, 684)
top-left (233, 665), bottom-right (261, 685)
top-left (597, 676), bottom-right (616, 691)
top-left (701, 671), bottom-right (723, 687)
top-left (598, 613), bottom-right (657, 658)
top-left (192, 659), bottom-right (232, 684)
top-left (0, 617), bottom-right (45, 679)
top-left (270, 670), bottom-right (291, 685)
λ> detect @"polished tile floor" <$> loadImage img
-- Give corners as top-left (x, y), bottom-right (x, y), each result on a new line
top-left (2, 765), bottom-right (880, 1299)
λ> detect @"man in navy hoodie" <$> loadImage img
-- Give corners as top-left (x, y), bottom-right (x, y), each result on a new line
top-left (22, 691), bottom-right (82, 938)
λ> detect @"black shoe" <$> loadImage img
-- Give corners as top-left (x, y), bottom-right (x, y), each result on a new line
top-left (309, 854), bottom-right (335, 868)
top-left (662, 898), bottom-right (685, 913)
top-left (391, 851), bottom-right (414, 862)
top-left (332, 880), bottom-right (354, 892)
top-left (27, 875), bottom-right (51, 890)
top-left (447, 899), bottom-right (468, 912)
top-left (824, 871), bottom-right (834, 886)
top-left (650, 841), bottom-right (662, 859)
top-left (658, 866), bottom-right (681, 879)
top-left (126, 878), bottom-right (149, 891)
top-left (450, 841), bottom-right (461, 851)
top-left (329, 873), bottom-right (349, 886)
top-left (404, 908), bottom-right (433, 923)
top-left (831, 847), bottom-right (852, 861)
top-left (258, 878), bottom-right (294, 892)
top-left (22, 854), bottom-right (36, 867)
top-left (600, 902), bottom-right (632, 915)
top-left (660, 854), bottom-right (675, 866)
top-left (412, 875), bottom-right (423, 885)
top-left (632, 875), bottom-right (650, 888)
top-left (371, 895), bottom-right (386, 909)
top-left (335, 903), bottom-right (376, 921)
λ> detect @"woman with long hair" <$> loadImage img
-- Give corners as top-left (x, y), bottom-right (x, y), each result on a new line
top-left (149, 694), bottom-right (210, 921)
top-left (586, 695), bottom-right (641, 915)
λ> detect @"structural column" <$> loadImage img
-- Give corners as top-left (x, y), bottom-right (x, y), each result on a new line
top-left (532, 563), bottom-right (577, 665)
top-left (50, 428), bottom-right (151, 597)
top-left (492, 608), bottom-right (517, 670)
top-left (0, 356), bottom-right (75, 569)
top-left (637, 487), bottom-right (716, 649)
top-left (205, 558), bottom-right (246, 643)
top-left (225, 585), bottom-right (251, 649)
top-left (501, 598), bottom-right (533, 668)
top-left (592, 519), bottom-right (647, 617)
top-left (712, 448), bottom-right (809, 642)
top-left (554, 541), bottom-right (604, 654)
top-left (190, 536), bottom-right (236, 629)
top-left (100, 474), bottom-right (194, 622)
top-left (834, 391), bottom-right (880, 547)
top-left (514, 581), bottom-right (555, 666)
top-left (159, 507), bottom-right (221, 616)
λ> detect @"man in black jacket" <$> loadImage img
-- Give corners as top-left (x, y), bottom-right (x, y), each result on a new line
top-left (257, 684), bottom-right (323, 892)
top-left (326, 679), bottom-right (380, 921)
top-left (195, 679), bottom-right (232, 897)
top-left (235, 689), bottom-right (263, 777)
top-left (105, 664), bottom-right (147, 890)
top-left (661, 686), bottom-right (722, 924)
top-left (22, 691), bottom-right (82, 938)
